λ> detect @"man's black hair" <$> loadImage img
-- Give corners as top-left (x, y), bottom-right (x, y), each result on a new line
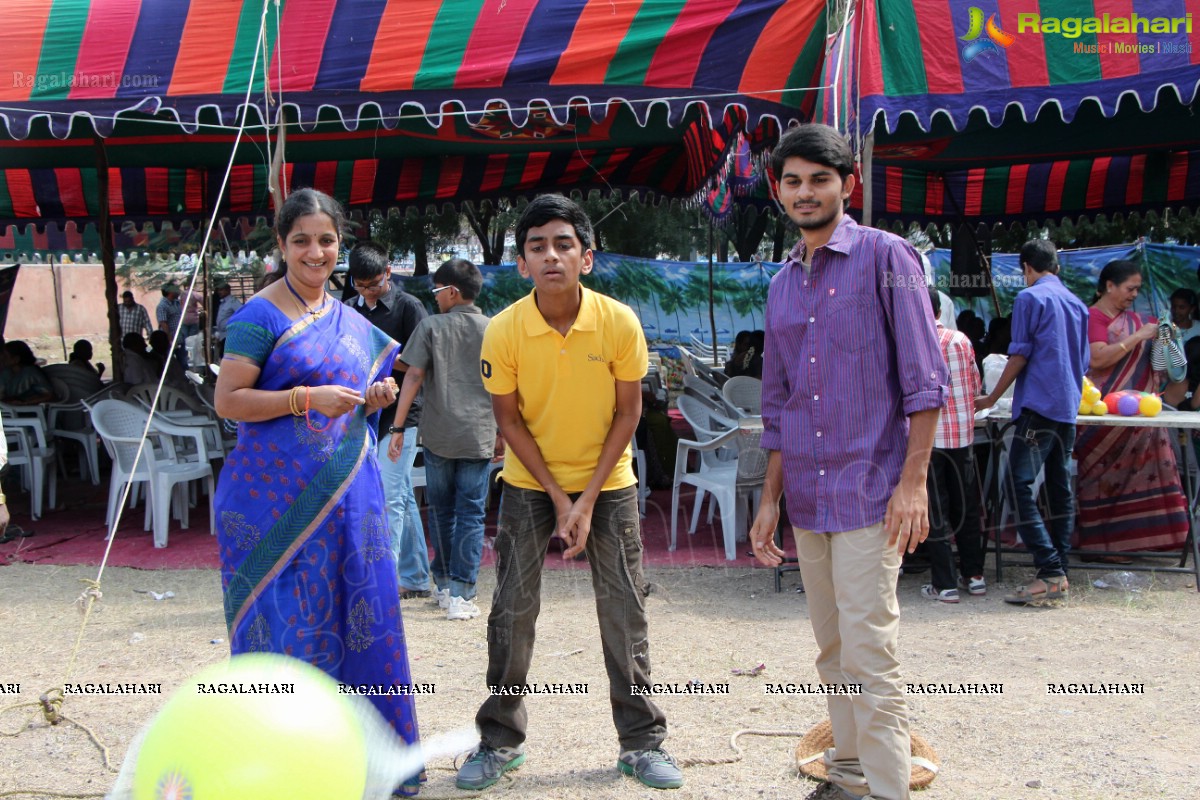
top-left (347, 241), bottom-right (390, 281)
top-left (928, 287), bottom-right (942, 317)
top-left (1019, 240), bottom-right (1058, 274)
top-left (770, 124), bottom-right (854, 182)
top-left (432, 258), bottom-right (483, 300)
top-left (514, 195), bottom-right (594, 257)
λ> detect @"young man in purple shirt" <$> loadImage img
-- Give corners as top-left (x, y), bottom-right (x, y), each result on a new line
top-left (749, 124), bottom-right (948, 800)
top-left (976, 240), bottom-right (1090, 605)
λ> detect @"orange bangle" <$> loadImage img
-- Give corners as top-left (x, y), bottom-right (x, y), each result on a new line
top-left (1118, 341), bottom-right (1128, 352)
top-left (305, 386), bottom-right (329, 432)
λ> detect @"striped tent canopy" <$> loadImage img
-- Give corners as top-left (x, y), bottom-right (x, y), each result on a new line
top-left (0, 0), bottom-right (827, 225)
top-left (846, 0), bottom-right (1200, 223)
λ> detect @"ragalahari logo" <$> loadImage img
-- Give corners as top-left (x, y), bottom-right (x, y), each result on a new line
top-left (960, 7), bottom-right (1015, 62)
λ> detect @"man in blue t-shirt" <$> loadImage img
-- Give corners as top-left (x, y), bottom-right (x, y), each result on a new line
top-left (976, 240), bottom-right (1090, 605)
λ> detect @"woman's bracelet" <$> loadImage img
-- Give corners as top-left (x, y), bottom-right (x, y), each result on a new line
top-left (305, 386), bottom-right (330, 432)
top-left (1118, 341), bottom-right (1128, 352)
top-left (288, 386), bottom-right (304, 416)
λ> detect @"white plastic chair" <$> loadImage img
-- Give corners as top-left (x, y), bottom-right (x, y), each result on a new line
top-left (1, 404), bottom-right (58, 519)
top-left (4, 427), bottom-right (57, 520)
top-left (670, 420), bottom-right (769, 560)
top-left (45, 379), bottom-right (113, 486)
top-left (90, 399), bottom-right (214, 548)
top-left (722, 376), bottom-right (763, 417)
top-left (682, 374), bottom-right (728, 411)
top-left (632, 434), bottom-right (649, 516)
top-left (411, 445), bottom-right (426, 507)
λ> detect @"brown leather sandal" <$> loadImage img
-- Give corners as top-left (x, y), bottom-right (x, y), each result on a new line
top-left (1004, 576), bottom-right (1068, 605)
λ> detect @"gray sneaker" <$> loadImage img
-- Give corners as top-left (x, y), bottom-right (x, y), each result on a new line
top-left (618, 748), bottom-right (683, 789)
top-left (456, 744), bottom-right (525, 790)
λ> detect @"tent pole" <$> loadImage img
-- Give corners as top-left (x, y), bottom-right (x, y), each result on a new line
top-left (50, 259), bottom-right (67, 362)
top-left (94, 134), bottom-right (122, 380)
top-left (861, 132), bottom-right (874, 227)
top-left (708, 219), bottom-right (719, 367)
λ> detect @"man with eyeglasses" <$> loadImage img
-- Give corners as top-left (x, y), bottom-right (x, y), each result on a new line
top-left (346, 241), bottom-right (432, 599)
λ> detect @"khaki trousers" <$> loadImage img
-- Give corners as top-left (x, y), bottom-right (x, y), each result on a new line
top-left (795, 523), bottom-right (910, 800)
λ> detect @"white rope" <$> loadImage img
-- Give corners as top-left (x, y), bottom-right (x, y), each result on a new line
top-left (86, 0), bottom-right (275, 603)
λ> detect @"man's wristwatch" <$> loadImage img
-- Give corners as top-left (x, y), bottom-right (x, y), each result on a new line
top-left (386, 426), bottom-right (404, 435)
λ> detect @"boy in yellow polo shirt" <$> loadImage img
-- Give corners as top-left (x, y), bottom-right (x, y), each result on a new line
top-left (457, 195), bottom-right (681, 792)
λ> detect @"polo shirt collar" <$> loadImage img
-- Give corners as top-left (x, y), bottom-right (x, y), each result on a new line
top-left (787, 214), bottom-right (856, 266)
top-left (523, 286), bottom-right (597, 336)
top-left (355, 283), bottom-right (394, 311)
top-left (448, 303), bottom-right (482, 315)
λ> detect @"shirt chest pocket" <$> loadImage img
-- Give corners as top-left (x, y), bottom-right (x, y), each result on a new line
top-left (827, 295), bottom-right (873, 354)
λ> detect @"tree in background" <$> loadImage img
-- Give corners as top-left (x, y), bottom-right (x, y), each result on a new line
top-left (371, 206), bottom-right (462, 275)
top-left (581, 193), bottom-right (707, 259)
top-left (463, 198), bottom-right (524, 265)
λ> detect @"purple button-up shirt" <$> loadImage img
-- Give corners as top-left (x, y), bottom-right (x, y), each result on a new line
top-left (1008, 274), bottom-right (1090, 424)
top-left (762, 216), bottom-right (948, 533)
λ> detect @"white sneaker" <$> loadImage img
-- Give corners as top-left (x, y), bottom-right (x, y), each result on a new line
top-left (431, 588), bottom-right (451, 610)
top-left (446, 595), bottom-right (481, 621)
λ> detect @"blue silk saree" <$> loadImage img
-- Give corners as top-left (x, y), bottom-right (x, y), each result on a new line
top-left (216, 297), bottom-right (423, 794)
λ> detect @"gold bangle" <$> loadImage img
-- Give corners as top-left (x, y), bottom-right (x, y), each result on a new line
top-left (1118, 341), bottom-right (1128, 352)
top-left (289, 386), bottom-right (303, 416)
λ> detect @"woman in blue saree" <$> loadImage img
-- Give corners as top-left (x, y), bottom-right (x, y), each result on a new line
top-left (214, 189), bottom-right (422, 796)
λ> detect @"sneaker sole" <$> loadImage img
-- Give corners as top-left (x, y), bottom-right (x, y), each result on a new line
top-left (617, 760), bottom-right (683, 790)
top-left (456, 753), bottom-right (525, 790)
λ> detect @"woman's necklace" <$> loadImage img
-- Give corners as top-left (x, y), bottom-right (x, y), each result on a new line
top-left (283, 275), bottom-right (329, 319)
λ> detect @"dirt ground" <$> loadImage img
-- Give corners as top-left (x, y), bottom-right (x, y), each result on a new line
top-left (1, 561), bottom-right (1197, 800)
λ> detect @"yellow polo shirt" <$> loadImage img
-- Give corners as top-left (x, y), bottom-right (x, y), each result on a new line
top-left (480, 286), bottom-right (648, 493)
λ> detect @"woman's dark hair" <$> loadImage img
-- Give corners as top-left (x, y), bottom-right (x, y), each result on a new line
top-left (770, 124), bottom-right (854, 182)
top-left (1187, 337), bottom-right (1200, 391)
top-left (733, 331), bottom-right (753, 351)
top-left (1170, 287), bottom-right (1197, 309)
top-left (514, 195), bottom-right (593, 256)
top-left (986, 316), bottom-right (1011, 356)
top-left (274, 189), bottom-right (347, 275)
top-left (432, 258), bottom-right (483, 300)
top-left (4, 340), bottom-right (37, 366)
top-left (1093, 259), bottom-right (1142, 305)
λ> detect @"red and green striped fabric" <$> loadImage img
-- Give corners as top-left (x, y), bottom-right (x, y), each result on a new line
top-left (861, 149), bottom-right (1200, 224)
top-left (0, 106), bottom-right (743, 222)
top-left (859, 0), bottom-right (1200, 132)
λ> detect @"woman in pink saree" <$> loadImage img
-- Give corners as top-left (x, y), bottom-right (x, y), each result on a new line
top-left (1076, 260), bottom-right (1188, 554)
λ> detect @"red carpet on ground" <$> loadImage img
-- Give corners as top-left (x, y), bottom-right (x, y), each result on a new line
top-left (0, 475), bottom-right (778, 572)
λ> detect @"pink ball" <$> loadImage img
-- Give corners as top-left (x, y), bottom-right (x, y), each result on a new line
top-left (1117, 394), bottom-right (1141, 416)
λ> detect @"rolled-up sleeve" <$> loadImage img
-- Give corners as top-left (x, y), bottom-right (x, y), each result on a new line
top-left (1008, 292), bottom-right (1037, 359)
top-left (881, 239), bottom-right (948, 416)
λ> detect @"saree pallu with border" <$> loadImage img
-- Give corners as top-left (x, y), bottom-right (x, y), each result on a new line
top-left (1076, 310), bottom-right (1188, 552)
top-left (215, 299), bottom-right (423, 793)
